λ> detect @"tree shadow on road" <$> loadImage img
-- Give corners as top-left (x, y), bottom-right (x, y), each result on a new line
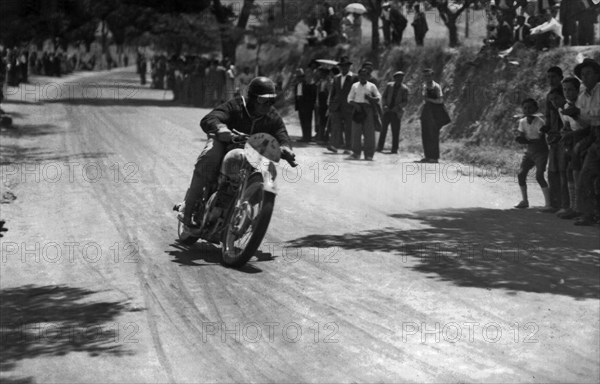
top-left (1, 124), bottom-right (62, 138)
top-left (0, 145), bottom-right (112, 166)
top-left (0, 285), bottom-right (143, 379)
top-left (286, 208), bottom-right (600, 299)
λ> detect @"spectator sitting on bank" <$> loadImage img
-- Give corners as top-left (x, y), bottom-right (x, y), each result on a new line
top-left (514, 16), bottom-right (531, 44)
top-left (514, 98), bottom-right (551, 210)
top-left (486, 13), bottom-right (513, 50)
top-left (527, 6), bottom-right (562, 50)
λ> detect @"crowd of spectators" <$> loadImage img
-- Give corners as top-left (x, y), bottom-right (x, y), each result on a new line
top-left (513, 59), bottom-right (600, 226)
top-left (307, 1), bottom-right (429, 48)
top-left (137, 53), bottom-right (273, 109)
top-left (484, 0), bottom-right (599, 51)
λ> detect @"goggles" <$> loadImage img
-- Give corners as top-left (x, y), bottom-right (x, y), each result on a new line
top-left (256, 94), bottom-right (276, 105)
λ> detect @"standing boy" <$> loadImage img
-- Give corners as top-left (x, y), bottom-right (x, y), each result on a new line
top-left (515, 98), bottom-right (552, 209)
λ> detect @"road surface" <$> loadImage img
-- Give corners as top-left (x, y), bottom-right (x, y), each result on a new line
top-left (1, 68), bottom-right (598, 383)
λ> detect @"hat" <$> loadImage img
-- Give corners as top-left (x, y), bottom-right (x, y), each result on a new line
top-left (393, 71), bottom-right (405, 77)
top-left (362, 61), bottom-right (374, 68)
top-left (295, 68), bottom-right (305, 76)
top-left (382, 2), bottom-right (391, 8)
top-left (574, 58), bottom-right (600, 79)
top-left (338, 56), bottom-right (352, 66)
top-left (422, 68), bottom-right (433, 74)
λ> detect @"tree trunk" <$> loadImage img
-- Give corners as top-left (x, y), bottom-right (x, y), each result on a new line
top-left (220, 27), bottom-right (242, 63)
top-left (213, 0), bottom-right (255, 63)
top-left (371, 13), bottom-right (380, 67)
top-left (447, 16), bottom-right (459, 47)
top-left (367, 0), bottom-right (382, 67)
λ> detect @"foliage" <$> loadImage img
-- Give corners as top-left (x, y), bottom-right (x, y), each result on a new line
top-left (0, 0), bottom-right (218, 54)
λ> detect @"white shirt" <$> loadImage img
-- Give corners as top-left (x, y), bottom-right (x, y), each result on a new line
top-left (347, 81), bottom-right (381, 104)
top-left (530, 17), bottom-right (562, 38)
top-left (296, 82), bottom-right (303, 97)
top-left (422, 81), bottom-right (443, 99)
top-left (576, 83), bottom-right (600, 127)
top-left (518, 115), bottom-right (546, 140)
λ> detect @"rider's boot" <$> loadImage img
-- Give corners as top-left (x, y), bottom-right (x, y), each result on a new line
top-left (181, 172), bottom-right (212, 228)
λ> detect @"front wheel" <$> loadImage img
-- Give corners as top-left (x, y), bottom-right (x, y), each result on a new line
top-left (221, 182), bottom-right (275, 268)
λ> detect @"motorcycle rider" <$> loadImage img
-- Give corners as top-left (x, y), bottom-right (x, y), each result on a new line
top-left (179, 76), bottom-right (295, 227)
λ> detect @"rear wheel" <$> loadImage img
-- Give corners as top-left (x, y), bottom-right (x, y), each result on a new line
top-left (221, 178), bottom-right (275, 268)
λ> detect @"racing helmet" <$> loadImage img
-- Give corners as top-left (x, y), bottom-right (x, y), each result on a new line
top-left (247, 76), bottom-right (277, 104)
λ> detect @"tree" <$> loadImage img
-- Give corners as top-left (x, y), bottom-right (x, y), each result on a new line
top-left (211, 0), bottom-right (256, 62)
top-left (428, 0), bottom-right (477, 47)
top-left (365, 0), bottom-right (383, 66)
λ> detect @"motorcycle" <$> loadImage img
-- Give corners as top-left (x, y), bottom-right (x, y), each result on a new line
top-left (174, 131), bottom-right (297, 268)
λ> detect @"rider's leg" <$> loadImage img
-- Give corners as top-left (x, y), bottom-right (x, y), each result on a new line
top-left (182, 138), bottom-right (226, 225)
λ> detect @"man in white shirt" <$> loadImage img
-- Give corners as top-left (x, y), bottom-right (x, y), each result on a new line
top-left (347, 68), bottom-right (381, 160)
top-left (528, 6), bottom-right (562, 49)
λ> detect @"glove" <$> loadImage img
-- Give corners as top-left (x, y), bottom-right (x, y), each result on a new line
top-left (281, 146), bottom-right (296, 161)
top-left (216, 126), bottom-right (233, 143)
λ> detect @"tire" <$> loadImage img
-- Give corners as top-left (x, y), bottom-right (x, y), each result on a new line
top-left (221, 188), bottom-right (275, 268)
top-left (177, 220), bottom-right (200, 245)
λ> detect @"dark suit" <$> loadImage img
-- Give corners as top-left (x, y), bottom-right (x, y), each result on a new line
top-left (514, 23), bottom-right (531, 42)
top-left (328, 72), bottom-right (357, 149)
top-left (295, 80), bottom-right (317, 141)
top-left (378, 81), bottom-right (409, 153)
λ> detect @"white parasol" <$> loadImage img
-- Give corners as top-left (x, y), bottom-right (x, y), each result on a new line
top-left (316, 59), bottom-right (339, 66)
top-left (344, 3), bottom-right (367, 14)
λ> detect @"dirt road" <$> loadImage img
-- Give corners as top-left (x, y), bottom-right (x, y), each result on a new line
top-left (1, 68), bottom-right (598, 383)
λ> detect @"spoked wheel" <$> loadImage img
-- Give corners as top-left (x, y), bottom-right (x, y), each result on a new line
top-left (177, 219), bottom-right (200, 245)
top-left (221, 178), bottom-right (275, 268)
